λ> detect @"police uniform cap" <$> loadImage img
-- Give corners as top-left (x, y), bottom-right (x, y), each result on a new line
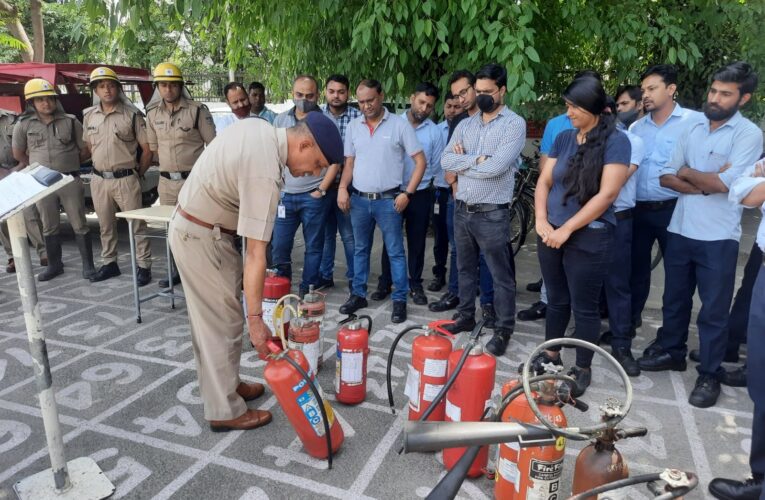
top-left (303, 111), bottom-right (343, 165)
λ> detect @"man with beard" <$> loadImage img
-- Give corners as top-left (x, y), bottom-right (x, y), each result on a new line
top-left (614, 84), bottom-right (643, 126)
top-left (318, 74), bottom-right (360, 290)
top-left (272, 75), bottom-right (337, 295)
top-left (248, 82), bottom-right (276, 124)
top-left (217, 82), bottom-right (259, 131)
top-left (639, 61), bottom-right (763, 408)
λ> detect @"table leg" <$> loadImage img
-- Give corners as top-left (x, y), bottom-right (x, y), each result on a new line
top-left (128, 220), bottom-right (141, 323)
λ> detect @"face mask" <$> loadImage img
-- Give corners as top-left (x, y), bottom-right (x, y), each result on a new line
top-left (232, 104), bottom-right (252, 119)
top-left (477, 94), bottom-right (497, 113)
top-left (295, 99), bottom-right (318, 113)
top-left (617, 109), bottom-right (639, 127)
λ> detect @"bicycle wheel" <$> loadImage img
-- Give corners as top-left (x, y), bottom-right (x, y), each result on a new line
top-left (510, 201), bottom-right (527, 256)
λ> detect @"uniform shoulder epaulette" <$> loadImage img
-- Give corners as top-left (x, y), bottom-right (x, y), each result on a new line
top-left (83, 105), bottom-right (98, 116)
top-left (145, 101), bottom-right (159, 113)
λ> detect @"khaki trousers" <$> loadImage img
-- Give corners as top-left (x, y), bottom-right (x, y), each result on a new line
top-left (91, 175), bottom-right (151, 268)
top-left (169, 214), bottom-right (247, 420)
top-left (36, 177), bottom-right (89, 236)
top-left (158, 176), bottom-right (185, 206)
top-left (0, 206), bottom-right (47, 260)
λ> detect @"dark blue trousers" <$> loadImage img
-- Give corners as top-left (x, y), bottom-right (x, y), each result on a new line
top-left (658, 233), bottom-right (738, 378)
top-left (748, 262), bottom-right (765, 480)
top-left (605, 214), bottom-right (633, 350)
top-left (727, 242), bottom-right (763, 355)
top-left (431, 187), bottom-right (450, 280)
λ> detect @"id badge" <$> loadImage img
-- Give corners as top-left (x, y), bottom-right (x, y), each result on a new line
top-left (433, 202), bottom-right (440, 215)
top-left (277, 204), bottom-right (286, 219)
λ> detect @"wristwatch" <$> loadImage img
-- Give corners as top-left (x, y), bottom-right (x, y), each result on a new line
top-left (404, 191), bottom-right (414, 199)
top-left (314, 187), bottom-right (327, 197)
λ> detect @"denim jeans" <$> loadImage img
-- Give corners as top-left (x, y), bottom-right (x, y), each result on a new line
top-left (538, 224), bottom-right (614, 368)
top-left (350, 194), bottom-right (408, 303)
top-left (454, 204), bottom-right (515, 330)
top-left (605, 215), bottom-right (633, 350)
top-left (271, 191), bottom-right (328, 290)
top-left (431, 187), bottom-right (450, 279)
top-left (748, 263), bottom-right (765, 478)
top-left (319, 188), bottom-right (354, 282)
top-left (446, 196), bottom-right (494, 303)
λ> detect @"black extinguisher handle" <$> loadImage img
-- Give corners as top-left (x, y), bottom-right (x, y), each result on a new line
top-left (570, 398), bottom-right (589, 412)
top-left (356, 315), bottom-right (373, 335)
top-left (617, 426), bottom-right (648, 439)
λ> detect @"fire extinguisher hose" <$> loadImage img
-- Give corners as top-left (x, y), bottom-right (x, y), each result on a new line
top-left (281, 353), bottom-right (335, 469)
top-left (495, 373), bottom-right (578, 421)
top-left (386, 325), bottom-right (427, 414)
top-left (568, 470), bottom-right (698, 499)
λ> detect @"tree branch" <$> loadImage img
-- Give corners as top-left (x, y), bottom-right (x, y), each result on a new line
top-left (30, 0), bottom-right (44, 62)
top-left (0, 0), bottom-right (33, 62)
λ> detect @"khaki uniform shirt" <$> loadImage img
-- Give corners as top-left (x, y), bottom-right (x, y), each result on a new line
top-left (177, 119), bottom-right (284, 241)
top-left (0, 111), bottom-right (17, 167)
top-left (146, 97), bottom-right (216, 172)
top-left (83, 102), bottom-right (148, 172)
top-left (12, 111), bottom-right (84, 173)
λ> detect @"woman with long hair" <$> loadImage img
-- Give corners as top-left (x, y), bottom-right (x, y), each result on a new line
top-left (530, 76), bottom-right (631, 397)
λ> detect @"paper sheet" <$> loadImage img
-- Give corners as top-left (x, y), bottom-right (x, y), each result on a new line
top-left (0, 171), bottom-right (47, 218)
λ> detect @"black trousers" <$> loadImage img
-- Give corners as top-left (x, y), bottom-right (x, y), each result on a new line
top-left (748, 263), bottom-right (765, 479)
top-left (431, 187), bottom-right (450, 279)
top-left (727, 242), bottom-right (763, 354)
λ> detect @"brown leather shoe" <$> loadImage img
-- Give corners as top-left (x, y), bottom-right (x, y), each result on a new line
top-left (40, 257), bottom-right (48, 267)
top-left (236, 382), bottom-right (265, 401)
top-left (209, 409), bottom-right (272, 432)
top-left (5, 258), bottom-right (14, 273)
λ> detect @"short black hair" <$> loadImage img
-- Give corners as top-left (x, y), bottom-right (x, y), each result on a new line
top-left (640, 64), bottom-right (678, 86)
top-left (713, 61), bottom-right (758, 95)
top-left (604, 96), bottom-right (617, 114)
top-left (223, 82), bottom-right (246, 100)
top-left (448, 69), bottom-right (475, 87)
top-left (248, 81), bottom-right (265, 92)
top-left (358, 79), bottom-right (382, 94)
top-left (475, 63), bottom-right (507, 88)
top-left (574, 69), bottom-right (602, 81)
top-left (414, 81), bottom-right (439, 100)
top-left (445, 90), bottom-right (455, 100)
top-left (615, 84), bottom-right (642, 102)
top-left (326, 74), bottom-right (350, 90)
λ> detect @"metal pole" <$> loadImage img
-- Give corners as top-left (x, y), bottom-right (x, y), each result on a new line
top-left (128, 218), bottom-right (141, 323)
top-left (8, 212), bottom-right (70, 492)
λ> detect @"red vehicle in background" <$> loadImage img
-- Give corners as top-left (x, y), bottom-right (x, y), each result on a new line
top-left (0, 63), bottom-right (160, 208)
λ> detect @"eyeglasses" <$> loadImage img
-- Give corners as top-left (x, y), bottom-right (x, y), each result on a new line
top-left (454, 86), bottom-right (473, 99)
top-left (475, 88), bottom-right (499, 97)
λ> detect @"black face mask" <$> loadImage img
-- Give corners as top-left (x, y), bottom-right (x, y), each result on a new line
top-left (617, 109), bottom-right (639, 127)
top-left (295, 99), bottom-right (319, 113)
top-left (477, 94), bottom-right (498, 113)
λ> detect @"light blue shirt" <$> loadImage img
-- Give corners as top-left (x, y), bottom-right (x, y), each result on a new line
top-left (399, 112), bottom-right (445, 191)
top-left (614, 128), bottom-right (646, 212)
top-left (258, 107), bottom-right (276, 124)
top-left (629, 103), bottom-right (705, 201)
top-left (344, 108), bottom-right (423, 193)
top-left (433, 120), bottom-right (450, 188)
top-left (661, 111), bottom-right (763, 242)
top-left (214, 112), bottom-right (260, 132)
top-left (730, 164), bottom-right (765, 252)
top-left (539, 113), bottom-right (573, 155)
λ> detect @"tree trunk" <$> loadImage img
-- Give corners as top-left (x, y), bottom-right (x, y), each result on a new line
top-left (0, 0), bottom-right (33, 62)
top-left (30, 0), bottom-right (44, 62)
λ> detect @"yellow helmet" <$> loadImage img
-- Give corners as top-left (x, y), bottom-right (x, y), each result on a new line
top-left (152, 62), bottom-right (183, 83)
top-left (24, 78), bottom-right (57, 100)
top-left (89, 66), bottom-right (119, 84)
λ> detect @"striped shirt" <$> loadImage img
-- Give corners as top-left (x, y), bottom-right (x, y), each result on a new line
top-left (441, 105), bottom-right (525, 204)
top-left (322, 104), bottom-right (361, 143)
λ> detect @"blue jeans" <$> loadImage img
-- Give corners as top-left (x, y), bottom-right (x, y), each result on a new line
top-left (350, 194), bottom-right (408, 302)
top-left (446, 196), bottom-right (494, 303)
top-left (319, 188), bottom-right (354, 281)
top-left (271, 191), bottom-right (328, 290)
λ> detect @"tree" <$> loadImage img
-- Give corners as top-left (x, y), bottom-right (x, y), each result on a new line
top-left (0, 0), bottom-right (45, 62)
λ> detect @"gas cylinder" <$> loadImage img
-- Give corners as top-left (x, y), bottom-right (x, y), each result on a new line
top-left (571, 429), bottom-right (629, 499)
top-left (287, 317), bottom-right (322, 376)
top-left (443, 344), bottom-right (496, 478)
top-left (299, 286), bottom-right (326, 367)
top-left (335, 318), bottom-right (369, 405)
top-left (263, 343), bottom-right (344, 459)
top-left (262, 270), bottom-right (291, 335)
top-left (495, 379), bottom-right (567, 499)
top-left (404, 330), bottom-right (453, 421)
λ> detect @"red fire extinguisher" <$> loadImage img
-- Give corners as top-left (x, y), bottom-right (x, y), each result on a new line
top-left (263, 341), bottom-right (344, 464)
top-left (495, 379), bottom-right (567, 499)
top-left (335, 315), bottom-right (372, 405)
top-left (288, 317), bottom-right (322, 376)
top-left (443, 343), bottom-right (496, 478)
top-left (299, 285), bottom-right (326, 367)
top-left (262, 269), bottom-right (291, 335)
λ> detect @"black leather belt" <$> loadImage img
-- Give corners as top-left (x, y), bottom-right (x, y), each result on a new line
top-left (93, 168), bottom-right (135, 179)
top-left (456, 200), bottom-right (509, 213)
top-left (354, 188), bottom-right (399, 200)
top-left (160, 171), bottom-right (191, 180)
top-left (615, 208), bottom-right (634, 221)
top-left (635, 199), bottom-right (676, 211)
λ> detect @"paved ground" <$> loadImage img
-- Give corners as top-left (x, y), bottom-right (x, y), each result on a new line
top-left (0, 209), bottom-right (760, 499)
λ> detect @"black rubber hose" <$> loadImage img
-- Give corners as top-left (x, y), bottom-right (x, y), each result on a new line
top-left (569, 471), bottom-right (697, 499)
top-left (282, 354), bottom-right (334, 469)
top-left (386, 325), bottom-right (425, 414)
top-left (425, 444), bottom-right (481, 500)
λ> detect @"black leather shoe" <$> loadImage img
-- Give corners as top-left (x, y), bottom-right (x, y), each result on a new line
top-left (481, 303), bottom-right (497, 329)
top-left (443, 313), bottom-right (476, 334)
top-left (689, 374), bottom-right (721, 408)
top-left (90, 262), bottom-right (121, 282)
top-left (391, 301), bottom-right (407, 323)
top-left (485, 328), bottom-right (511, 356)
top-left (136, 267), bottom-right (152, 287)
top-left (721, 365), bottom-right (747, 387)
top-left (564, 366), bottom-right (591, 398)
top-left (709, 476), bottom-right (763, 499)
top-left (641, 337), bottom-right (664, 358)
top-left (370, 287), bottom-right (391, 301)
top-left (517, 301), bottom-right (546, 321)
top-left (689, 348), bottom-right (739, 363)
top-left (427, 275), bottom-right (445, 292)
top-left (526, 278), bottom-right (543, 292)
top-left (638, 351), bottom-right (687, 372)
top-left (519, 350), bottom-right (562, 375)
top-left (339, 295), bottom-right (368, 315)
top-left (318, 277), bottom-right (335, 289)
top-left (159, 273), bottom-right (181, 288)
top-left (611, 347), bottom-right (641, 377)
top-left (410, 288), bottom-right (428, 305)
top-left (429, 292), bottom-right (459, 312)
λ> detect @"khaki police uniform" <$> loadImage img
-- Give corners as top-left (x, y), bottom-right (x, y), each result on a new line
top-left (146, 97), bottom-right (216, 206)
top-left (83, 103), bottom-right (152, 268)
top-left (0, 111), bottom-right (46, 261)
top-left (12, 111), bottom-right (88, 237)
top-left (169, 119), bottom-right (282, 420)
